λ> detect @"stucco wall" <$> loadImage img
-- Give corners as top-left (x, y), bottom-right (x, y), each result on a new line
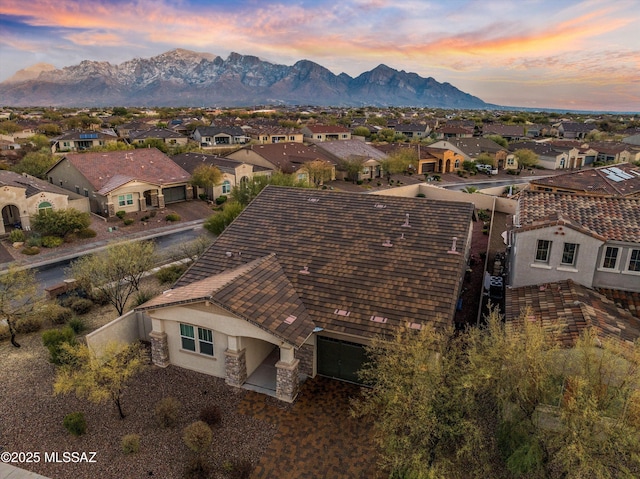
top-left (86, 310), bottom-right (146, 356)
top-left (593, 242), bottom-right (640, 292)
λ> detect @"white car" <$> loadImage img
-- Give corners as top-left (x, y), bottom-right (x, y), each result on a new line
top-left (476, 163), bottom-right (498, 175)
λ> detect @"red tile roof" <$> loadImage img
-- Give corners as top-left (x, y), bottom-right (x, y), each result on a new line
top-left (530, 163), bottom-right (640, 197)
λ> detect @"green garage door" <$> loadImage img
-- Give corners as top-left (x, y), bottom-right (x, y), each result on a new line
top-left (317, 336), bottom-right (367, 384)
top-left (163, 186), bottom-right (186, 203)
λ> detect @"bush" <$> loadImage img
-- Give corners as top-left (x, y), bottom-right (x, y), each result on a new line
top-left (121, 434), bottom-right (140, 454)
top-left (204, 201), bottom-right (244, 236)
top-left (183, 421), bottom-right (212, 454)
top-left (68, 317), bottom-right (86, 334)
top-left (198, 193), bottom-right (207, 201)
top-left (165, 213), bottom-right (180, 222)
top-left (26, 234), bottom-right (42, 247)
top-left (149, 210), bottom-right (157, 218)
top-left (42, 235), bottom-right (64, 248)
top-left (155, 397), bottom-right (181, 428)
top-left (156, 264), bottom-right (187, 284)
top-left (32, 208), bottom-right (90, 237)
top-left (41, 303), bottom-right (73, 325)
top-left (133, 289), bottom-right (155, 307)
top-left (416, 193), bottom-right (426, 198)
top-left (223, 459), bottom-right (254, 479)
top-left (123, 218), bottom-right (135, 226)
top-left (62, 297), bottom-right (94, 315)
top-left (140, 215), bottom-right (150, 222)
top-left (75, 228), bottom-right (97, 239)
top-left (477, 209), bottom-right (491, 222)
top-left (63, 412), bottom-right (86, 436)
top-left (199, 405), bottom-right (222, 427)
top-left (9, 229), bottom-right (25, 242)
top-left (215, 195), bottom-right (227, 205)
top-left (116, 210), bottom-right (126, 219)
top-left (356, 180), bottom-right (363, 185)
top-left (42, 327), bottom-right (76, 365)
top-left (15, 315), bottom-right (43, 334)
top-left (21, 246), bottom-right (40, 255)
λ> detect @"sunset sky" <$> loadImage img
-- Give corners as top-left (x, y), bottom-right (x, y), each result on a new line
top-left (1, 0), bottom-right (639, 112)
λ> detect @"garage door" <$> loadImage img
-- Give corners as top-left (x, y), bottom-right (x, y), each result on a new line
top-left (317, 336), bottom-right (367, 384)
top-left (163, 186), bottom-right (186, 203)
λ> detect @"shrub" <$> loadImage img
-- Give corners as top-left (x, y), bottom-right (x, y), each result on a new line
top-left (165, 213), bottom-right (180, 222)
top-left (416, 193), bottom-right (426, 198)
top-left (116, 210), bottom-right (126, 219)
top-left (155, 397), bottom-right (181, 428)
top-left (41, 303), bottom-right (73, 325)
top-left (185, 456), bottom-right (211, 479)
top-left (156, 264), bottom-right (187, 284)
top-left (63, 412), bottom-right (86, 436)
top-left (68, 317), bottom-right (86, 334)
top-left (133, 289), bottom-right (155, 307)
top-left (63, 297), bottom-right (94, 315)
top-left (26, 234), bottom-right (42, 247)
top-left (140, 215), bottom-right (150, 222)
top-left (0, 323), bottom-right (9, 342)
top-left (199, 405), bottom-right (221, 427)
top-left (149, 210), bottom-right (157, 218)
top-left (121, 434), bottom-right (140, 454)
top-left (432, 174), bottom-right (441, 182)
top-left (204, 201), bottom-right (244, 236)
top-left (215, 195), bottom-right (227, 205)
top-left (477, 209), bottom-right (491, 222)
top-left (32, 208), bottom-right (90, 237)
top-left (42, 235), bottom-right (64, 248)
top-left (9, 229), bottom-right (25, 242)
top-left (15, 315), bottom-right (43, 334)
top-left (183, 421), bottom-right (212, 454)
top-left (21, 246), bottom-right (40, 255)
top-left (356, 180), bottom-right (363, 185)
top-left (42, 327), bottom-right (76, 365)
top-left (223, 459), bottom-right (254, 479)
top-left (123, 218), bottom-right (135, 226)
top-left (198, 193), bottom-right (207, 201)
top-left (75, 228), bottom-right (97, 239)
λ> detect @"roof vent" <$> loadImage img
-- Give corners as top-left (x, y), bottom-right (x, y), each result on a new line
top-left (402, 213), bottom-right (411, 227)
top-left (382, 239), bottom-right (393, 247)
top-left (447, 236), bottom-right (460, 254)
top-left (284, 315), bottom-right (298, 325)
top-left (307, 197), bottom-right (320, 203)
top-left (299, 266), bottom-right (310, 275)
top-left (370, 315), bottom-right (388, 323)
top-left (225, 251), bottom-right (233, 257)
top-left (408, 322), bottom-right (422, 330)
top-left (334, 309), bottom-right (351, 316)
top-left (374, 203), bottom-right (387, 209)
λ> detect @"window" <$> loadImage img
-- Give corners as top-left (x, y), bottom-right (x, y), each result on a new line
top-left (507, 157), bottom-right (515, 166)
top-left (222, 180), bottom-right (231, 194)
top-left (454, 159), bottom-right (460, 168)
top-left (602, 247), bottom-right (619, 269)
top-left (629, 249), bottom-right (640, 272)
top-left (38, 201), bottom-right (53, 214)
top-left (561, 243), bottom-right (579, 266)
top-left (180, 323), bottom-right (213, 356)
top-left (118, 194), bottom-right (133, 207)
top-left (75, 186), bottom-right (80, 194)
top-left (84, 188), bottom-right (89, 197)
top-left (535, 240), bottom-right (551, 263)
top-left (289, 136), bottom-right (296, 141)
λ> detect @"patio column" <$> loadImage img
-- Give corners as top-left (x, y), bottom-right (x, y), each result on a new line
top-left (225, 336), bottom-right (247, 388)
top-left (138, 196), bottom-right (147, 212)
top-left (149, 331), bottom-right (170, 367)
top-left (276, 346), bottom-right (300, 403)
top-left (157, 193), bottom-right (165, 209)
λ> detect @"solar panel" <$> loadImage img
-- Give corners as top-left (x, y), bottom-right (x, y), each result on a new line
top-left (609, 167), bottom-right (633, 179)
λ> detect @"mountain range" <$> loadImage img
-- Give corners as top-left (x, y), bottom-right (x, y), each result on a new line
top-left (0, 49), bottom-right (491, 109)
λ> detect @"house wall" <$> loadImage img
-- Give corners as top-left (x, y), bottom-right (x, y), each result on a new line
top-left (48, 158), bottom-right (96, 202)
top-left (85, 310), bottom-right (148, 356)
top-left (593, 242), bottom-right (640, 292)
top-left (226, 149), bottom-right (277, 170)
top-left (509, 226), bottom-right (604, 288)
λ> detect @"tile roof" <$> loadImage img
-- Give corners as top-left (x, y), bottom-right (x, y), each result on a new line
top-left (236, 143), bottom-right (335, 173)
top-left (129, 128), bottom-right (186, 140)
top-left (304, 124), bottom-right (350, 134)
top-left (530, 163), bottom-right (640, 197)
top-left (505, 279), bottom-right (640, 346)
top-left (59, 148), bottom-right (191, 193)
top-left (171, 152), bottom-right (270, 175)
top-left (0, 170), bottom-right (84, 199)
top-left (311, 139), bottom-right (388, 161)
top-left (515, 190), bottom-right (640, 243)
top-left (137, 254), bottom-right (315, 348)
top-left (174, 186), bottom-right (474, 339)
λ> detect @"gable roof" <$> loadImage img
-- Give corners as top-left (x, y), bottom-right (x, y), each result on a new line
top-left (303, 124), bottom-right (350, 134)
top-left (196, 126), bottom-right (246, 137)
top-left (505, 279), bottom-right (640, 346)
top-left (0, 170), bottom-right (84, 199)
top-left (53, 148), bottom-right (191, 193)
top-left (311, 139), bottom-right (388, 161)
top-left (171, 152), bottom-right (269, 175)
top-left (515, 190), bottom-right (640, 243)
top-left (138, 254), bottom-right (315, 348)
top-left (234, 143), bottom-right (335, 173)
top-left (174, 186), bottom-right (474, 339)
top-left (530, 163), bottom-right (640, 197)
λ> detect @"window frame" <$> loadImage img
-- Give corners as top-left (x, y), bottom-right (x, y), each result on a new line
top-left (601, 246), bottom-right (619, 270)
top-left (180, 323), bottom-right (214, 356)
top-left (561, 242), bottom-right (579, 266)
top-left (118, 193), bottom-right (134, 207)
top-left (222, 180), bottom-right (231, 194)
top-left (180, 324), bottom-right (196, 352)
top-left (535, 239), bottom-right (552, 263)
top-left (628, 249), bottom-right (640, 273)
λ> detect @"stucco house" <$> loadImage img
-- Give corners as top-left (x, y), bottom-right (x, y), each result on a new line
top-left (129, 128), bottom-right (190, 147)
top-left (136, 187), bottom-right (474, 402)
top-left (193, 126), bottom-right (248, 147)
top-left (0, 170), bottom-right (89, 235)
top-left (51, 130), bottom-right (119, 153)
top-left (429, 138), bottom-right (513, 170)
top-left (300, 124), bottom-right (351, 142)
top-left (312, 139), bottom-right (387, 180)
top-left (46, 148), bottom-right (193, 217)
top-left (508, 190), bottom-right (640, 293)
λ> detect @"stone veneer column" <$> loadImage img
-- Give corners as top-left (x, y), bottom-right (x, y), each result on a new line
top-left (224, 348), bottom-right (247, 387)
top-left (157, 194), bottom-right (165, 209)
top-left (276, 359), bottom-right (300, 403)
top-left (186, 185), bottom-right (194, 200)
top-left (149, 331), bottom-right (169, 367)
top-left (138, 196), bottom-right (147, 212)
top-left (107, 202), bottom-right (115, 217)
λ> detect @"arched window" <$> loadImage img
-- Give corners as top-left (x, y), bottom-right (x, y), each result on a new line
top-left (38, 201), bottom-right (53, 214)
top-left (222, 180), bottom-right (231, 194)
top-left (454, 159), bottom-right (460, 169)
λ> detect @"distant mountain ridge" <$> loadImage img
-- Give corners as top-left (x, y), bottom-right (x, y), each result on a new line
top-left (0, 49), bottom-right (490, 109)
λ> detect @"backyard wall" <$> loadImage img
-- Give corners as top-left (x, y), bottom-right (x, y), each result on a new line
top-left (86, 310), bottom-right (151, 356)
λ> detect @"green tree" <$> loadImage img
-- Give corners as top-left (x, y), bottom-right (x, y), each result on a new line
top-left (352, 126), bottom-right (371, 138)
top-left (12, 150), bottom-right (57, 179)
top-left (0, 120), bottom-right (22, 134)
top-left (231, 171), bottom-right (307, 207)
top-left (39, 123), bottom-right (62, 137)
top-left (70, 241), bottom-right (157, 315)
top-left (301, 159), bottom-right (334, 187)
top-left (31, 208), bottom-right (91, 238)
top-left (54, 341), bottom-right (147, 419)
top-left (189, 164), bottom-right (223, 198)
top-left (0, 267), bottom-right (41, 348)
top-left (486, 135), bottom-right (508, 148)
top-left (28, 134), bottom-right (51, 150)
top-left (514, 148), bottom-right (539, 170)
top-left (338, 156), bottom-right (366, 183)
top-left (203, 201), bottom-right (245, 236)
top-left (475, 152), bottom-right (495, 166)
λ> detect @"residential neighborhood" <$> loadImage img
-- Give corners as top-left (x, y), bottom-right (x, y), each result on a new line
top-left (1, 105), bottom-right (640, 479)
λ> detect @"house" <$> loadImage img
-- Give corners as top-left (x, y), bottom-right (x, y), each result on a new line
top-left (311, 139), bottom-right (387, 180)
top-left (46, 148), bottom-right (193, 217)
top-left (587, 141), bottom-right (639, 164)
top-left (193, 126), bottom-right (248, 147)
top-left (171, 152), bottom-right (271, 200)
top-left (509, 141), bottom-right (579, 170)
top-left (247, 126), bottom-right (304, 144)
top-left (225, 143), bottom-right (336, 183)
top-left (136, 187), bottom-right (474, 402)
top-left (481, 123), bottom-right (526, 141)
top-left (529, 163), bottom-right (640, 197)
top-left (557, 122), bottom-right (599, 140)
top-left (433, 126), bottom-right (474, 140)
top-left (373, 143), bottom-right (442, 175)
top-left (508, 190), bottom-right (640, 293)
top-left (429, 138), bottom-right (514, 170)
top-left (51, 130), bottom-right (119, 153)
top-left (129, 128), bottom-right (189, 147)
top-left (392, 123), bottom-right (432, 140)
top-left (0, 170), bottom-right (89, 235)
top-left (300, 124), bottom-right (351, 142)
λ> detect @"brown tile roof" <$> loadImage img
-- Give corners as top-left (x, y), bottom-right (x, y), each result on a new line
top-left (597, 288), bottom-right (640, 320)
top-left (60, 148), bottom-right (191, 193)
top-left (530, 163), bottom-right (640, 197)
top-left (175, 186), bottom-right (474, 339)
top-left (0, 170), bottom-right (84, 199)
top-left (137, 254), bottom-right (315, 348)
top-left (505, 279), bottom-right (640, 346)
top-left (304, 124), bottom-right (350, 134)
top-left (516, 190), bottom-right (640, 243)
top-left (239, 143), bottom-right (335, 173)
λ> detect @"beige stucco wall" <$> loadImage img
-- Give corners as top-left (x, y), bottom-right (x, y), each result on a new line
top-left (226, 148), bottom-right (277, 170)
top-left (593, 242), bottom-right (640, 292)
top-left (86, 310), bottom-right (147, 356)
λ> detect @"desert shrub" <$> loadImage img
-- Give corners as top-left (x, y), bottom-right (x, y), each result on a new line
top-left (183, 421), bottom-right (212, 454)
top-left (21, 246), bottom-right (40, 255)
top-left (198, 193), bottom-right (207, 201)
top-left (15, 315), bottom-right (43, 334)
top-left (116, 210), bottom-right (126, 219)
top-left (156, 264), bottom-right (187, 284)
top-left (416, 193), bottom-right (426, 198)
top-left (123, 218), bottom-right (135, 226)
top-left (184, 456), bottom-right (211, 479)
top-left (132, 289), bottom-right (156, 307)
top-left (199, 405), bottom-right (221, 427)
top-left (32, 208), bottom-right (90, 237)
top-left (26, 234), bottom-right (42, 247)
top-left (215, 195), bottom-right (227, 205)
top-left (356, 180), bottom-right (363, 185)
top-left (140, 215), bottom-right (150, 222)
top-left (477, 209), bottom-right (491, 222)
top-left (62, 297), bottom-right (94, 315)
top-left (88, 289), bottom-right (110, 306)
top-left (67, 317), bottom-right (86, 334)
top-left (155, 397), bottom-right (181, 428)
top-left (203, 201), bottom-right (244, 236)
top-left (165, 213), bottom-right (180, 222)
top-left (42, 235), bottom-right (64, 248)
top-left (223, 459), bottom-right (254, 479)
top-left (42, 327), bottom-right (76, 365)
top-left (121, 434), bottom-right (141, 454)
top-left (75, 228), bottom-right (97, 239)
top-left (149, 210), bottom-right (157, 218)
top-left (9, 229), bottom-right (25, 242)
top-left (63, 412), bottom-right (86, 436)
top-left (41, 303), bottom-right (73, 325)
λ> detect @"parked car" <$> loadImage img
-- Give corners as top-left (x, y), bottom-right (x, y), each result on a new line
top-left (476, 163), bottom-right (498, 175)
